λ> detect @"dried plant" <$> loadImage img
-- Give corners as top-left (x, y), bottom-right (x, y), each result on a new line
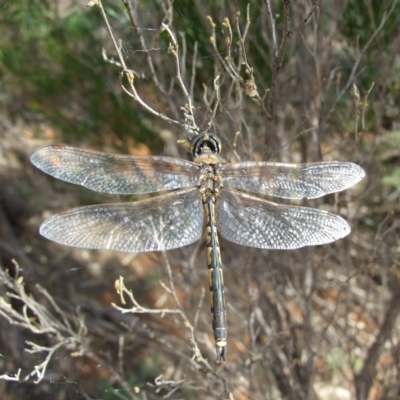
top-left (1, 1), bottom-right (399, 399)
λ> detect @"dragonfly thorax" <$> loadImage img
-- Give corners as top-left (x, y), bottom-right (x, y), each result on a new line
top-left (191, 134), bottom-right (224, 198)
top-left (199, 163), bottom-right (222, 199)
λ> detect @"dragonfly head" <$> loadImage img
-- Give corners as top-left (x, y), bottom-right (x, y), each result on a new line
top-left (190, 133), bottom-right (222, 163)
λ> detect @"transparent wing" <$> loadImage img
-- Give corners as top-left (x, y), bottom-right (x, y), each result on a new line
top-left (216, 188), bottom-right (350, 249)
top-left (31, 145), bottom-right (200, 194)
top-left (40, 188), bottom-right (203, 252)
top-left (220, 161), bottom-right (365, 199)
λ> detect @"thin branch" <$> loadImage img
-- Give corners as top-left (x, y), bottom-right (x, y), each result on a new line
top-left (322, 0), bottom-right (397, 130)
top-left (207, 15), bottom-right (234, 78)
top-left (121, 0), bottom-right (180, 118)
top-left (204, 75), bottom-right (221, 131)
top-left (0, 369), bottom-right (21, 382)
top-left (113, 274), bottom-right (212, 368)
top-left (88, 0), bottom-right (182, 126)
top-left (190, 41), bottom-right (198, 101)
top-left (361, 81), bottom-right (375, 131)
top-left (24, 340), bottom-right (69, 383)
top-left (264, 0), bottom-right (278, 57)
top-left (355, 288), bottom-right (400, 400)
top-left (290, 0), bottom-right (322, 35)
top-left (179, 31), bottom-right (187, 82)
top-left (162, 23), bottom-right (199, 133)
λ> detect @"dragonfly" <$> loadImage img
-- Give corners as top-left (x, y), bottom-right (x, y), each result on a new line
top-left (31, 132), bottom-right (365, 362)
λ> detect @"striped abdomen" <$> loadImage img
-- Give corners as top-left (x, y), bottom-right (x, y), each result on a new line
top-left (203, 192), bottom-right (227, 362)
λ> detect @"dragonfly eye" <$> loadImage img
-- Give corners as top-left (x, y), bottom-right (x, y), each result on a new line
top-left (190, 132), bottom-right (222, 158)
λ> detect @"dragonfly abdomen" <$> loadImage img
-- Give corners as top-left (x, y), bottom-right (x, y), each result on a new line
top-left (203, 192), bottom-right (227, 362)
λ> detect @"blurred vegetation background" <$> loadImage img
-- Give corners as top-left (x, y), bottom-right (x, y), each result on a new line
top-left (0, 0), bottom-right (399, 399)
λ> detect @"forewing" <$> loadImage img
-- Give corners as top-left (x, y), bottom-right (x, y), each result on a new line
top-left (221, 161), bottom-right (365, 199)
top-left (216, 188), bottom-right (350, 249)
top-left (31, 145), bottom-right (200, 194)
top-left (40, 188), bottom-right (203, 252)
